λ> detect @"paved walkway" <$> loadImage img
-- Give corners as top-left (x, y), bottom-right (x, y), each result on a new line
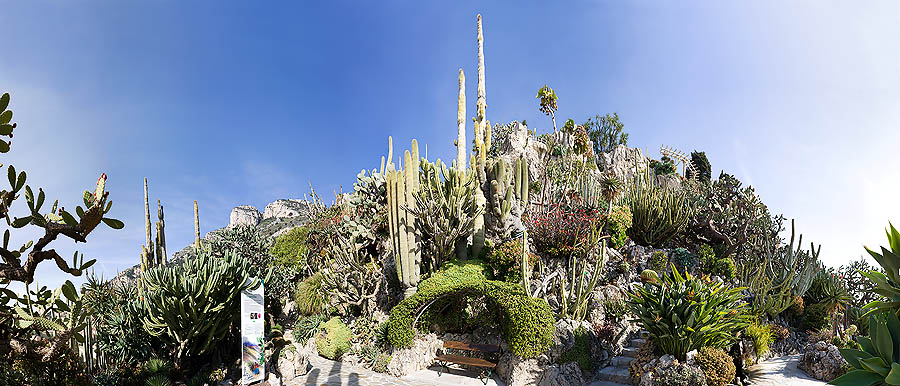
top-left (286, 354), bottom-right (504, 386)
top-left (746, 355), bottom-right (826, 386)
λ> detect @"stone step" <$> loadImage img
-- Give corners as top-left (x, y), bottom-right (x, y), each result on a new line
top-left (597, 366), bottom-right (631, 384)
top-left (620, 347), bottom-right (639, 357)
top-left (630, 338), bottom-right (646, 347)
top-left (610, 355), bottom-right (634, 367)
top-left (639, 330), bottom-right (650, 339)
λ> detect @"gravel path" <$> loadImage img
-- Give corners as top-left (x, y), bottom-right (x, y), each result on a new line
top-left (747, 355), bottom-right (826, 386)
top-left (285, 354), bottom-right (504, 386)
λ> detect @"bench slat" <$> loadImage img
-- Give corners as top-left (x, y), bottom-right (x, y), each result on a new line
top-left (443, 340), bottom-right (501, 353)
top-left (435, 354), bottom-right (497, 368)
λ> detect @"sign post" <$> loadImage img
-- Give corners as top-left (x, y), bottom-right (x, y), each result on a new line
top-left (241, 280), bottom-right (265, 385)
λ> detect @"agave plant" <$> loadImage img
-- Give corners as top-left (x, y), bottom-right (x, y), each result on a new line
top-left (859, 223), bottom-right (900, 317)
top-left (830, 312), bottom-right (900, 385)
top-left (626, 266), bottom-right (752, 360)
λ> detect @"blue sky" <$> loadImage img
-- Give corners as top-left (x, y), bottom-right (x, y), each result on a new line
top-left (2, 1), bottom-right (898, 291)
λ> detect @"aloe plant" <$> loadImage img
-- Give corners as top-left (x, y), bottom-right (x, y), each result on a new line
top-left (626, 266), bottom-right (751, 360)
top-left (859, 223), bottom-right (900, 317)
top-left (830, 312), bottom-right (900, 385)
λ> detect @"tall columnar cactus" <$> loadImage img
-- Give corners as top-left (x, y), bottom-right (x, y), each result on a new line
top-left (194, 200), bottom-right (200, 249)
top-left (487, 156), bottom-right (530, 223)
top-left (386, 137), bottom-right (422, 289)
top-left (515, 156), bottom-right (529, 208)
top-left (472, 14), bottom-right (489, 258)
top-left (456, 68), bottom-right (467, 170)
top-left (140, 179), bottom-right (167, 271)
top-left (155, 200), bottom-right (166, 265)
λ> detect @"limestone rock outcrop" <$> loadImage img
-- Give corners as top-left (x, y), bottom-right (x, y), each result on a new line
top-left (229, 205), bottom-right (262, 227)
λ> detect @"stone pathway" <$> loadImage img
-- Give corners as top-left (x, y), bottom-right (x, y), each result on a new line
top-left (746, 355), bottom-right (826, 386)
top-left (286, 354), bottom-right (505, 386)
top-left (594, 332), bottom-right (646, 386)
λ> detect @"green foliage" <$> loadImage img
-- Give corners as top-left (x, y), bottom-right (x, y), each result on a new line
top-left (806, 268), bottom-right (851, 314)
top-left (601, 298), bottom-right (628, 322)
top-left (624, 166), bottom-right (694, 247)
top-left (558, 225), bottom-right (608, 321)
top-left (583, 112), bottom-right (628, 155)
top-left (6, 343), bottom-right (91, 386)
top-left (671, 248), bottom-right (695, 273)
top-left (270, 226), bottom-right (310, 270)
top-left (839, 256), bottom-right (883, 309)
top-left (373, 353), bottom-right (391, 373)
top-left (694, 347), bottom-right (735, 386)
top-left (697, 243), bottom-right (736, 280)
top-left (144, 374), bottom-right (172, 386)
top-left (293, 314), bottom-right (327, 344)
top-left (649, 156), bottom-right (676, 176)
top-left (605, 205), bottom-right (632, 249)
top-left (143, 358), bottom-right (173, 377)
top-left (536, 85), bottom-right (559, 123)
top-left (485, 239), bottom-right (538, 283)
top-left (745, 322), bottom-right (773, 358)
top-left (387, 260), bottom-right (555, 359)
top-left (652, 364), bottom-right (708, 386)
top-left (686, 151), bottom-right (712, 183)
top-left (859, 223), bottom-right (900, 317)
top-left (141, 245), bottom-right (264, 368)
top-left (294, 272), bottom-right (328, 316)
top-left (90, 280), bottom-right (154, 364)
top-left (626, 267), bottom-right (751, 360)
top-left (315, 317), bottom-right (352, 360)
top-left (803, 303), bottom-right (832, 331)
top-left (641, 269), bottom-right (660, 284)
top-left (409, 159), bottom-right (480, 272)
top-left (558, 326), bottom-right (592, 371)
top-left (831, 312), bottom-right (900, 385)
top-left (650, 250), bottom-right (668, 273)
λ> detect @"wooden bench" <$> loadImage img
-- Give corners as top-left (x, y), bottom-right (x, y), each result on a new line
top-left (434, 340), bottom-right (501, 384)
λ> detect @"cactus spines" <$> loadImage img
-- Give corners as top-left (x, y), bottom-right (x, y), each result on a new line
top-left (386, 139), bottom-right (421, 290)
top-left (457, 68), bottom-right (467, 170)
top-left (194, 200), bottom-right (200, 249)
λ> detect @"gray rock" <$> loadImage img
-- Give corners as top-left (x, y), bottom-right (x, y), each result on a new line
top-left (496, 353), bottom-right (543, 386)
top-left (798, 341), bottom-right (847, 382)
top-left (263, 199), bottom-right (310, 220)
top-left (539, 362), bottom-right (583, 386)
top-left (230, 205), bottom-right (262, 227)
top-left (386, 334), bottom-right (442, 377)
top-left (275, 345), bottom-right (310, 381)
top-left (597, 145), bottom-right (649, 184)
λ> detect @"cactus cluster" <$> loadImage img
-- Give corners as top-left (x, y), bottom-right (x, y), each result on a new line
top-left (140, 178), bottom-right (167, 272)
top-left (385, 137), bottom-right (422, 289)
top-left (487, 156), bottom-right (529, 222)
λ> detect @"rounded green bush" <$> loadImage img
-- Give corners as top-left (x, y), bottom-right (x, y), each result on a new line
top-left (315, 317), bottom-right (351, 360)
top-left (270, 226), bottom-right (310, 269)
top-left (671, 248), bottom-right (695, 272)
top-left (716, 257), bottom-right (736, 281)
top-left (294, 271), bottom-right (328, 316)
top-left (485, 239), bottom-right (538, 283)
top-left (695, 346), bottom-right (735, 386)
top-left (802, 302), bottom-right (831, 331)
top-left (387, 260), bottom-right (554, 359)
top-left (650, 251), bottom-right (668, 273)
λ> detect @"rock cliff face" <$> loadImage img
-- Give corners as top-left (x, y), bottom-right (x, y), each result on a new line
top-left (230, 205), bottom-right (262, 227)
top-left (264, 199), bottom-right (310, 221)
top-left (597, 144), bottom-right (649, 184)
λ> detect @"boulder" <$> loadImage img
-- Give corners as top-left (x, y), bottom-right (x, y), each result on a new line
top-left (539, 362), bottom-right (583, 386)
top-left (230, 205), bottom-right (262, 227)
top-left (496, 354), bottom-right (543, 386)
top-left (275, 345), bottom-right (309, 382)
top-left (798, 341), bottom-right (847, 382)
top-left (597, 145), bottom-right (648, 184)
top-left (386, 334), bottom-right (442, 377)
top-left (263, 199), bottom-right (310, 220)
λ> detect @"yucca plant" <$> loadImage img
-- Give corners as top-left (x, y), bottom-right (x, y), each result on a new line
top-left (859, 223), bottom-right (900, 317)
top-left (626, 266), bottom-right (751, 360)
top-left (830, 312), bottom-right (900, 385)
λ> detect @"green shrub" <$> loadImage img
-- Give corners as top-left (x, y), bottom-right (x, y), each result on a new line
top-left (373, 353), bottom-right (391, 373)
top-left (698, 243), bottom-right (716, 272)
top-left (671, 248), bottom-right (695, 273)
top-left (649, 156), bottom-right (676, 176)
top-left (624, 169), bottom-right (694, 247)
top-left (626, 267), bottom-right (751, 360)
top-left (294, 272), bottom-right (328, 316)
top-left (805, 268), bottom-right (851, 314)
top-left (485, 239), bottom-right (538, 283)
top-left (270, 226), bottom-right (310, 269)
top-left (558, 326), bottom-right (592, 371)
top-left (605, 205), bottom-right (632, 249)
top-left (315, 317), bottom-right (352, 360)
top-left (650, 250), bottom-right (668, 273)
top-left (694, 347), bottom-right (735, 386)
top-left (141, 246), bottom-right (263, 368)
top-left (293, 314), bottom-right (328, 343)
top-left (601, 298), bottom-right (628, 322)
top-left (716, 256), bottom-right (736, 281)
top-left (802, 302), bottom-right (831, 331)
top-left (745, 322), bottom-right (773, 358)
top-left (387, 260), bottom-right (554, 359)
top-left (652, 363), bottom-right (707, 386)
